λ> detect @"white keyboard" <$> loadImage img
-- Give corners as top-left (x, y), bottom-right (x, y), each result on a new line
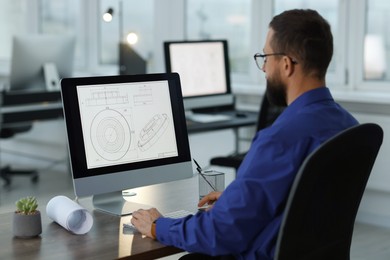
top-left (123, 209), bottom-right (194, 229)
top-left (163, 209), bottom-right (194, 219)
top-left (188, 113), bottom-right (231, 123)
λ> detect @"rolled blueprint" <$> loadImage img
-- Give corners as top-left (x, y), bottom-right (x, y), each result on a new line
top-left (46, 195), bottom-right (93, 235)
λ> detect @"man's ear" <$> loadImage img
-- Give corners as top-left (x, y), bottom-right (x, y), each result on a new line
top-left (281, 56), bottom-right (295, 77)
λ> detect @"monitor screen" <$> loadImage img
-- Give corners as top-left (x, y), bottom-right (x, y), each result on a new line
top-left (10, 34), bottom-right (76, 92)
top-left (164, 40), bottom-right (234, 111)
top-left (61, 73), bottom-right (193, 215)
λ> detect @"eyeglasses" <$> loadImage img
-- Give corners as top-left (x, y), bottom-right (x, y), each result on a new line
top-left (253, 52), bottom-right (298, 70)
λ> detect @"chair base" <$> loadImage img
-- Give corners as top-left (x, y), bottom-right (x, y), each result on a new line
top-left (210, 153), bottom-right (246, 170)
top-left (0, 166), bottom-right (38, 186)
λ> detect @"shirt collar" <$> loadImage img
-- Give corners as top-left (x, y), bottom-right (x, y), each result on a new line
top-left (289, 86), bottom-right (333, 108)
top-left (277, 87), bottom-right (334, 120)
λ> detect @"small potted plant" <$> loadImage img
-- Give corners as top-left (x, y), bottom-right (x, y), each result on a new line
top-left (13, 196), bottom-right (42, 238)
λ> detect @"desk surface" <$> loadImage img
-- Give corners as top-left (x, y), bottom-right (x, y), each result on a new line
top-left (0, 176), bottom-right (199, 259)
top-left (186, 109), bottom-right (257, 134)
top-left (0, 90), bottom-right (63, 127)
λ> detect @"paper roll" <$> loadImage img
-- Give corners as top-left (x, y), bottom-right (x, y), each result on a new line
top-left (46, 195), bottom-right (93, 235)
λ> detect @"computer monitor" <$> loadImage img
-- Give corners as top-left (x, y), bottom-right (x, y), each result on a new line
top-left (164, 40), bottom-right (234, 113)
top-left (10, 34), bottom-right (76, 92)
top-left (60, 73), bottom-right (193, 216)
top-left (119, 43), bottom-right (147, 75)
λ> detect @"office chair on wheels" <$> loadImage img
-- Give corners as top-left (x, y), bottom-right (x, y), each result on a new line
top-left (209, 91), bottom-right (285, 170)
top-left (274, 123), bottom-right (383, 260)
top-left (0, 124), bottom-right (38, 186)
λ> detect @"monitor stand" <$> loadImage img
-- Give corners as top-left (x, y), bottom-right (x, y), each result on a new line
top-left (92, 191), bottom-right (151, 216)
top-left (43, 62), bottom-right (60, 91)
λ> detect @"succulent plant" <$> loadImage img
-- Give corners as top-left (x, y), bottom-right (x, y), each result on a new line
top-left (15, 196), bottom-right (39, 215)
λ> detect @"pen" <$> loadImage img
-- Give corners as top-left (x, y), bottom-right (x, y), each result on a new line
top-left (193, 159), bottom-right (217, 192)
top-left (193, 158), bottom-right (202, 172)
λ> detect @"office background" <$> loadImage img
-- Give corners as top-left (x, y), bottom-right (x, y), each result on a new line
top-left (1, 0), bottom-right (390, 230)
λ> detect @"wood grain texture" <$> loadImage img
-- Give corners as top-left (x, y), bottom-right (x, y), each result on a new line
top-left (0, 177), bottom-right (199, 259)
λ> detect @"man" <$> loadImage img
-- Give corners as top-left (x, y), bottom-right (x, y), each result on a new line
top-left (131, 9), bottom-right (358, 260)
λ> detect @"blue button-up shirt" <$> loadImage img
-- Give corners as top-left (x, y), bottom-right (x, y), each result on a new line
top-left (156, 87), bottom-right (358, 259)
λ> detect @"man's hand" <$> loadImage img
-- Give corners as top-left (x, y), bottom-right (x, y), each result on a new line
top-left (198, 191), bottom-right (222, 211)
top-left (131, 208), bottom-right (162, 238)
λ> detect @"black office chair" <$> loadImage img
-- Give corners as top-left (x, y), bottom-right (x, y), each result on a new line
top-left (209, 91), bottom-right (285, 170)
top-left (0, 124), bottom-right (38, 186)
top-left (274, 123), bottom-right (383, 260)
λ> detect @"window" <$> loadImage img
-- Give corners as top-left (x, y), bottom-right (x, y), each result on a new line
top-left (1, 1), bottom-right (390, 94)
top-left (39, 0), bottom-right (83, 68)
top-left (39, 0), bottom-right (79, 34)
top-left (186, 0), bottom-right (252, 75)
top-left (99, 0), bottom-right (154, 71)
top-left (364, 0), bottom-right (390, 82)
top-left (0, 0), bottom-right (29, 62)
top-left (274, 0), bottom-right (343, 85)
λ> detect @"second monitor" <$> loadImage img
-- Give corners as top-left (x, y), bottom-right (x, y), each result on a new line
top-left (164, 40), bottom-right (234, 118)
top-left (10, 34), bottom-right (76, 92)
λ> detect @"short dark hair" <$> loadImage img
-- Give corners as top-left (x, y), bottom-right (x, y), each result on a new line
top-left (269, 9), bottom-right (333, 79)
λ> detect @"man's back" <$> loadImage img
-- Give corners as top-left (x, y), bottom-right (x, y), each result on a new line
top-left (229, 87), bottom-right (358, 259)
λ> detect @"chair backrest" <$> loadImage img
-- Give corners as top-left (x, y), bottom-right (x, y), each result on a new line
top-left (256, 92), bottom-right (285, 131)
top-left (274, 123), bottom-right (383, 260)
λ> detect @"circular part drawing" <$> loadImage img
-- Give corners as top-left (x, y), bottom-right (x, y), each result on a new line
top-left (138, 114), bottom-right (169, 151)
top-left (90, 109), bottom-right (131, 161)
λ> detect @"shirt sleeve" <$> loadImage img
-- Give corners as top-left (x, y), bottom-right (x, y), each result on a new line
top-left (155, 130), bottom-right (312, 256)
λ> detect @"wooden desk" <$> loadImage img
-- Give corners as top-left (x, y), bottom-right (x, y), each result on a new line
top-left (0, 176), bottom-right (199, 259)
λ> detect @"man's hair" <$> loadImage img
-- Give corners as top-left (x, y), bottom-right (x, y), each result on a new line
top-left (269, 9), bottom-right (333, 79)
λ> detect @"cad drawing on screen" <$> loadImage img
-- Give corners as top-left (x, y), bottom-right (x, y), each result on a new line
top-left (77, 82), bottom-right (177, 170)
top-left (138, 113), bottom-right (169, 152)
top-left (91, 108), bottom-right (132, 161)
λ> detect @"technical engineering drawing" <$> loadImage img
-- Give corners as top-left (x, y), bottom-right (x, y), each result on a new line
top-left (138, 114), bottom-right (169, 151)
top-left (90, 108), bottom-right (132, 161)
top-left (77, 81), bottom-right (178, 169)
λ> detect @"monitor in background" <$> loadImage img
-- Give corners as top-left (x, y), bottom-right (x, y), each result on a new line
top-left (164, 40), bottom-right (234, 122)
top-left (10, 34), bottom-right (76, 92)
top-left (119, 43), bottom-right (147, 75)
top-left (61, 73), bottom-right (193, 216)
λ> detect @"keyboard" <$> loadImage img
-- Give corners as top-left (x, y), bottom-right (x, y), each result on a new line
top-left (187, 113), bottom-right (231, 123)
top-left (123, 209), bottom-right (194, 229)
top-left (163, 209), bottom-right (194, 219)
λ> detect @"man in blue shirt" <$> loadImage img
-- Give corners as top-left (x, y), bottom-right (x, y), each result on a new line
top-left (132, 9), bottom-right (358, 260)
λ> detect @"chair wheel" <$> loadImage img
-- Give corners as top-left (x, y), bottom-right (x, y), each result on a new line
top-left (2, 176), bottom-right (11, 186)
top-left (32, 175), bottom-right (39, 183)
